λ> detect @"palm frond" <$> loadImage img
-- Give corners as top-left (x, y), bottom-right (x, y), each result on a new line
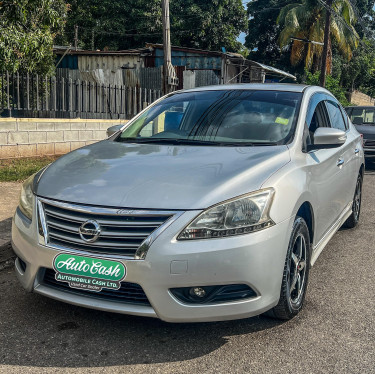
top-left (277, 3), bottom-right (301, 27)
top-left (278, 0), bottom-right (359, 68)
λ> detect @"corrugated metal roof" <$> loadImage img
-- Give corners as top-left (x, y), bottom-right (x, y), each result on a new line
top-left (251, 61), bottom-right (296, 80)
top-left (53, 47), bottom-right (148, 56)
top-left (53, 44), bottom-right (296, 80)
top-left (145, 43), bottom-right (222, 56)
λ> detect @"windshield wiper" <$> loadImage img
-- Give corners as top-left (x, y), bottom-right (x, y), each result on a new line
top-left (116, 137), bottom-right (278, 146)
top-left (117, 138), bottom-right (217, 145)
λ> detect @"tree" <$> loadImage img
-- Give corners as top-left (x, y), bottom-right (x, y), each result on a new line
top-left (0, 0), bottom-right (67, 74)
top-left (245, 0), bottom-right (286, 63)
top-left (170, 0), bottom-right (247, 51)
top-left (305, 70), bottom-right (350, 106)
top-left (57, 0), bottom-right (163, 51)
top-left (336, 40), bottom-right (375, 97)
top-left (244, 0), bottom-right (301, 79)
top-left (59, 0), bottom-right (247, 52)
top-left (349, 0), bottom-right (375, 39)
top-left (277, 0), bottom-right (359, 73)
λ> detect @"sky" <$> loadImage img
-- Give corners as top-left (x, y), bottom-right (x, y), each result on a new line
top-left (237, 0), bottom-right (248, 44)
top-left (238, 32), bottom-right (246, 44)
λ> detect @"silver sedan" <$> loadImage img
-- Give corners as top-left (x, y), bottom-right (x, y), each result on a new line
top-left (12, 84), bottom-right (364, 322)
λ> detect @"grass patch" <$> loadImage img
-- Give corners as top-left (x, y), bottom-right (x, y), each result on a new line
top-left (0, 156), bottom-right (60, 182)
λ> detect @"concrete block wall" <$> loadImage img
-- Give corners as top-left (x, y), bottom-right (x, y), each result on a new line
top-left (0, 118), bottom-right (127, 159)
top-left (348, 90), bottom-right (375, 106)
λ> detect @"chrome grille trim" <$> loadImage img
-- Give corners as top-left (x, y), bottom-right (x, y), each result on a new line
top-left (37, 197), bottom-right (183, 259)
top-left (364, 139), bottom-right (375, 147)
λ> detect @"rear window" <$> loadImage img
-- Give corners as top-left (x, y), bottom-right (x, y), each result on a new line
top-left (349, 107), bottom-right (375, 125)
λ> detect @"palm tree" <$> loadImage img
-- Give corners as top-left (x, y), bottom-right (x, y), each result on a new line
top-left (277, 0), bottom-right (359, 73)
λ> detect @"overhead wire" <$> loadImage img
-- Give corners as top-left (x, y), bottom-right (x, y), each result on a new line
top-left (317, 0), bottom-right (375, 52)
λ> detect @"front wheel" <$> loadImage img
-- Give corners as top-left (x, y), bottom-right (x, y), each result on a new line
top-left (343, 173), bottom-right (362, 229)
top-left (268, 217), bottom-right (311, 320)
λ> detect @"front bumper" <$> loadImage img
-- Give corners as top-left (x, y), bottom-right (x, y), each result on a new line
top-left (12, 205), bottom-right (294, 323)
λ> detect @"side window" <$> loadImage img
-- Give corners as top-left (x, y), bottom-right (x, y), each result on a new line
top-left (339, 105), bottom-right (350, 129)
top-left (304, 98), bottom-right (330, 150)
top-left (306, 93), bottom-right (330, 131)
top-left (325, 101), bottom-right (347, 131)
top-left (309, 101), bottom-right (330, 133)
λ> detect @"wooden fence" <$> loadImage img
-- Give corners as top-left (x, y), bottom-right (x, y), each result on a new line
top-left (0, 72), bottom-right (162, 119)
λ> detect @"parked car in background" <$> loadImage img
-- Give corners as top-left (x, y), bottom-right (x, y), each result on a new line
top-left (12, 84), bottom-right (364, 323)
top-left (345, 106), bottom-right (375, 157)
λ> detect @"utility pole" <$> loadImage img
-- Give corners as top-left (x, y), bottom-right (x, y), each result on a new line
top-left (74, 25), bottom-right (79, 51)
top-left (320, 0), bottom-right (332, 87)
top-left (162, 0), bottom-right (178, 94)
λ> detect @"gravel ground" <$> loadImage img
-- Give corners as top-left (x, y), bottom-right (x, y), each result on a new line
top-left (0, 164), bottom-right (374, 374)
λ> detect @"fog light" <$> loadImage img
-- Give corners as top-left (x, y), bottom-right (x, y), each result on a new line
top-left (190, 287), bottom-right (206, 298)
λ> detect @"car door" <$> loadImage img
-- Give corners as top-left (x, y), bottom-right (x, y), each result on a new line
top-left (325, 100), bottom-right (359, 211)
top-left (304, 94), bottom-right (349, 244)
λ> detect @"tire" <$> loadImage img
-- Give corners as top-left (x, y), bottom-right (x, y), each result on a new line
top-left (268, 217), bottom-right (311, 320)
top-left (343, 173), bottom-right (362, 229)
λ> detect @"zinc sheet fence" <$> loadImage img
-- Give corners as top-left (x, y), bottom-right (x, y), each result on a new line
top-left (0, 72), bottom-right (162, 119)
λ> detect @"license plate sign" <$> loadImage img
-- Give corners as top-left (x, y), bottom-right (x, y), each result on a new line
top-left (53, 253), bottom-right (126, 292)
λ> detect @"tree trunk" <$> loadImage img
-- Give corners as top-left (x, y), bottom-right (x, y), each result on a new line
top-left (320, 0), bottom-right (332, 87)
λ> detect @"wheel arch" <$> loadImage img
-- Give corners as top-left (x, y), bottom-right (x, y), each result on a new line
top-left (295, 202), bottom-right (314, 246)
top-left (360, 163), bottom-right (364, 179)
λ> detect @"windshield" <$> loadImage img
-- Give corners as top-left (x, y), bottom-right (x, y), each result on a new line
top-left (116, 90), bottom-right (302, 146)
top-left (349, 107), bottom-right (375, 125)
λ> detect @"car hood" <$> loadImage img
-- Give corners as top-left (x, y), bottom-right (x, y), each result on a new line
top-left (36, 140), bottom-right (290, 210)
top-left (354, 124), bottom-right (375, 140)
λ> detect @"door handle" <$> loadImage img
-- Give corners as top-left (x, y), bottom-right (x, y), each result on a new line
top-left (337, 158), bottom-right (344, 167)
top-left (355, 148), bottom-right (359, 155)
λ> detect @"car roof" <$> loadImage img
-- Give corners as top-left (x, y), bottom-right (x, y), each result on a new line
top-left (181, 83), bottom-right (310, 93)
top-left (179, 83), bottom-right (334, 97)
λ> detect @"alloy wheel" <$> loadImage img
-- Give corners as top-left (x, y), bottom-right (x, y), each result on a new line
top-left (287, 234), bottom-right (307, 306)
top-left (353, 178), bottom-right (362, 222)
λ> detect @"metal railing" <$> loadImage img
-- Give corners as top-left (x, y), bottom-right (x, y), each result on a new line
top-left (0, 72), bottom-right (162, 119)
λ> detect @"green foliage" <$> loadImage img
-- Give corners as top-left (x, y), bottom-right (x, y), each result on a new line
top-left (58, 0), bottom-right (247, 52)
top-left (245, 0), bottom-right (375, 99)
top-left (0, 0), bottom-right (67, 74)
top-left (245, 1), bottom-right (288, 66)
top-left (305, 70), bottom-right (350, 106)
top-left (277, 0), bottom-right (359, 71)
top-left (335, 41), bottom-right (375, 97)
top-left (170, 0), bottom-right (247, 52)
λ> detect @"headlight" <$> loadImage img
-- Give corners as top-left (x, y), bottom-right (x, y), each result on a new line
top-left (19, 173), bottom-right (36, 220)
top-left (178, 188), bottom-right (275, 240)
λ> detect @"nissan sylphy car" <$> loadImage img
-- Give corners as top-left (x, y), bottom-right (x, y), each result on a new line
top-left (12, 84), bottom-right (364, 322)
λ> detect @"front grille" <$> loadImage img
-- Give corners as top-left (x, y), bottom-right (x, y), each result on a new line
top-left (42, 268), bottom-right (150, 305)
top-left (39, 200), bottom-right (173, 256)
top-left (364, 139), bottom-right (375, 147)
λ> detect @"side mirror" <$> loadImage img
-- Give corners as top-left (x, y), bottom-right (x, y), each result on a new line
top-left (106, 124), bottom-right (123, 137)
top-left (307, 127), bottom-right (346, 151)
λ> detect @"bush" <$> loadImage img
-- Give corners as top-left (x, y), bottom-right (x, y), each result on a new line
top-left (304, 70), bottom-right (350, 107)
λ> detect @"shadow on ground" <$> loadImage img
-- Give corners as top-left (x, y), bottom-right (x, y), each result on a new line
top-left (0, 276), bottom-right (288, 367)
top-left (0, 217), bottom-right (13, 264)
top-left (365, 157), bottom-right (375, 174)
